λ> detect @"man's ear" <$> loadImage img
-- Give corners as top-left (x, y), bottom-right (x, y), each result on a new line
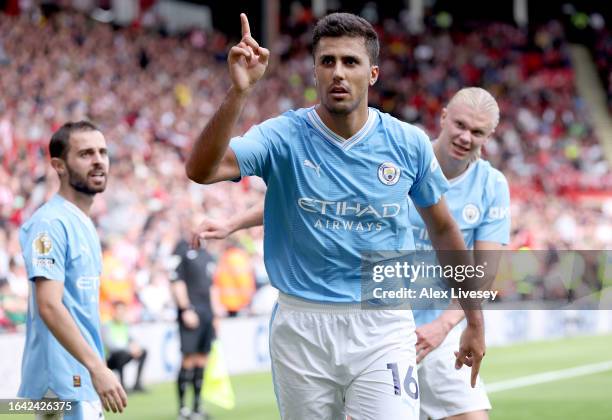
top-left (50, 157), bottom-right (66, 176)
top-left (370, 65), bottom-right (379, 86)
top-left (440, 108), bottom-right (448, 126)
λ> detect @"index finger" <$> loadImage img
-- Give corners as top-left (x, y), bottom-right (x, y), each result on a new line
top-left (470, 357), bottom-right (482, 387)
top-left (240, 13), bottom-right (250, 37)
top-left (118, 385), bottom-right (128, 409)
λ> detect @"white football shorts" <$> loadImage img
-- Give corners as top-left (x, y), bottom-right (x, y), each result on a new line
top-left (36, 390), bottom-right (104, 420)
top-left (269, 292), bottom-right (420, 420)
top-left (418, 324), bottom-right (491, 420)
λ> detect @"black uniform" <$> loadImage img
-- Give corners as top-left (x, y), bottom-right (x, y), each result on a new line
top-left (171, 240), bottom-right (216, 355)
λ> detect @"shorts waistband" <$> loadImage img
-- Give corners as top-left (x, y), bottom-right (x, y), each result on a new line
top-left (278, 292), bottom-right (365, 314)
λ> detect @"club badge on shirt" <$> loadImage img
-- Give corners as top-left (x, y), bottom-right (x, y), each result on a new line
top-left (378, 162), bottom-right (401, 185)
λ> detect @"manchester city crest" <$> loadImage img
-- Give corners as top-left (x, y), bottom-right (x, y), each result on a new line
top-left (378, 162), bottom-right (401, 185)
top-left (462, 203), bottom-right (481, 224)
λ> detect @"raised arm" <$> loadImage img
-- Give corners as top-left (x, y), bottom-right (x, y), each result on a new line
top-left (186, 13), bottom-right (270, 184)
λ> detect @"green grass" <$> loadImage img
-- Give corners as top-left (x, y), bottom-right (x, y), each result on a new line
top-left (5, 334), bottom-right (612, 419)
top-left (107, 371), bottom-right (279, 420)
top-left (489, 371), bottom-right (612, 420)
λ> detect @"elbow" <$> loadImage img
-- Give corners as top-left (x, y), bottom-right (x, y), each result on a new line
top-left (185, 161), bottom-right (212, 184)
top-left (37, 298), bottom-right (58, 324)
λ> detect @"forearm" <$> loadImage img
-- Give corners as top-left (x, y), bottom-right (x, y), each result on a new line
top-left (427, 217), bottom-right (466, 252)
top-left (228, 201), bottom-right (264, 233)
top-left (428, 220), bottom-right (483, 327)
top-left (436, 301), bottom-right (465, 331)
top-left (170, 280), bottom-right (191, 310)
top-left (186, 87), bottom-right (249, 183)
top-left (40, 302), bottom-right (105, 371)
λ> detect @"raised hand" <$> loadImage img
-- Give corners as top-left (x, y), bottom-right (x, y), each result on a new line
top-left (228, 13), bottom-right (270, 93)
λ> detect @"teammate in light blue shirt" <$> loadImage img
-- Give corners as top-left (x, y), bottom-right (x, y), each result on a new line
top-left (18, 122), bottom-right (127, 419)
top-left (186, 13), bottom-right (485, 419)
top-left (410, 157), bottom-right (511, 326)
top-left (410, 88), bottom-right (510, 420)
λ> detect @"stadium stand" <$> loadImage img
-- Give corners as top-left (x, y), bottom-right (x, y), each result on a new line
top-left (0, 5), bottom-right (611, 332)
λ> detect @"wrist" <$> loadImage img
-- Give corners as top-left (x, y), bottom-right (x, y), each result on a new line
top-left (464, 310), bottom-right (484, 328)
top-left (226, 218), bottom-right (239, 235)
top-left (437, 316), bottom-right (454, 334)
top-left (228, 85), bottom-right (252, 99)
top-left (179, 305), bottom-right (195, 314)
top-left (85, 357), bottom-right (106, 373)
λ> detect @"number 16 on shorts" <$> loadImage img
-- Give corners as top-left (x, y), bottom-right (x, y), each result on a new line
top-left (387, 362), bottom-right (419, 400)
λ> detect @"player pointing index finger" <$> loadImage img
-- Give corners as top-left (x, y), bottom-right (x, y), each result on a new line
top-left (241, 13), bottom-right (250, 37)
top-left (186, 13), bottom-right (479, 420)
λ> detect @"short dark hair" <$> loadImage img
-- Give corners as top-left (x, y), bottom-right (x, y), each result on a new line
top-left (312, 13), bottom-right (379, 65)
top-left (49, 121), bottom-right (99, 159)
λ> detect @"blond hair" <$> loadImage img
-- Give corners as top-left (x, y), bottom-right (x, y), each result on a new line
top-left (447, 87), bottom-right (500, 131)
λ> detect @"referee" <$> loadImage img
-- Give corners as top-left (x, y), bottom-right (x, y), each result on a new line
top-left (170, 231), bottom-right (220, 420)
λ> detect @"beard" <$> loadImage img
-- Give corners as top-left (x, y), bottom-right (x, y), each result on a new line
top-left (321, 93), bottom-right (363, 116)
top-left (67, 165), bottom-right (106, 195)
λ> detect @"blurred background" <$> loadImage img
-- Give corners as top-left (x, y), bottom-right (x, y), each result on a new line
top-left (0, 0), bottom-right (611, 419)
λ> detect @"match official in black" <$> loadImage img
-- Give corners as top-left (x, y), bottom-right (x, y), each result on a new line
top-left (170, 228), bottom-right (222, 420)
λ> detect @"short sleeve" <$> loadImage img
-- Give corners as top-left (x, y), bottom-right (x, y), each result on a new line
top-left (409, 131), bottom-right (449, 207)
top-left (169, 241), bottom-right (188, 283)
top-left (475, 172), bottom-right (511, 244)
top-left (229, 122), bottom-right (273, 179)
top-left (22, 218), bottom-right (67, 283)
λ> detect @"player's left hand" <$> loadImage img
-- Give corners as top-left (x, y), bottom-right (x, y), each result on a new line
top-left (415, 319), bottom-right (450, 363)
top-left (454, 322), bottom-right (485, 387)
top-left (191, 217), bottom-right (232, 248)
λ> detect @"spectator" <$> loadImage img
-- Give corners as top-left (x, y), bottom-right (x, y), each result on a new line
top-left (213, 243), bottom-right (255, 317)
top-left (103, 301), bottom-right (148, 393)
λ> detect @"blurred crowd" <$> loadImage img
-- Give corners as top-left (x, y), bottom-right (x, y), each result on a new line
top-left (1, 6), bottom-right (611, 331)
top-left (593, 26), bottom-right (612, 112)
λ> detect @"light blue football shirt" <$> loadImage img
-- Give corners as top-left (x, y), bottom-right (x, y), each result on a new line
top-left (18, 194), bottom-right (103, 401)
top-left (230, 107), bottom-right (449, 303)
top-left (409, 158), bottom-right (511, 326)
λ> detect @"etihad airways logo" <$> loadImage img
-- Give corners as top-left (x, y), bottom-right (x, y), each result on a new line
top-left (297, 197), bottom-right (401, 218)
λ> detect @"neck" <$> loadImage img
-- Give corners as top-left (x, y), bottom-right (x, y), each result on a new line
top-left (433, 141), bottom-right (471, 180)
top-left (315, 103), bottom-right (369, 140)
top-left (58, 184), bottom-right (94, 216)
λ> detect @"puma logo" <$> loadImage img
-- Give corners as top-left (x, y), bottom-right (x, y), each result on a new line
top-left (303, 160), bottom-right (321, 177)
